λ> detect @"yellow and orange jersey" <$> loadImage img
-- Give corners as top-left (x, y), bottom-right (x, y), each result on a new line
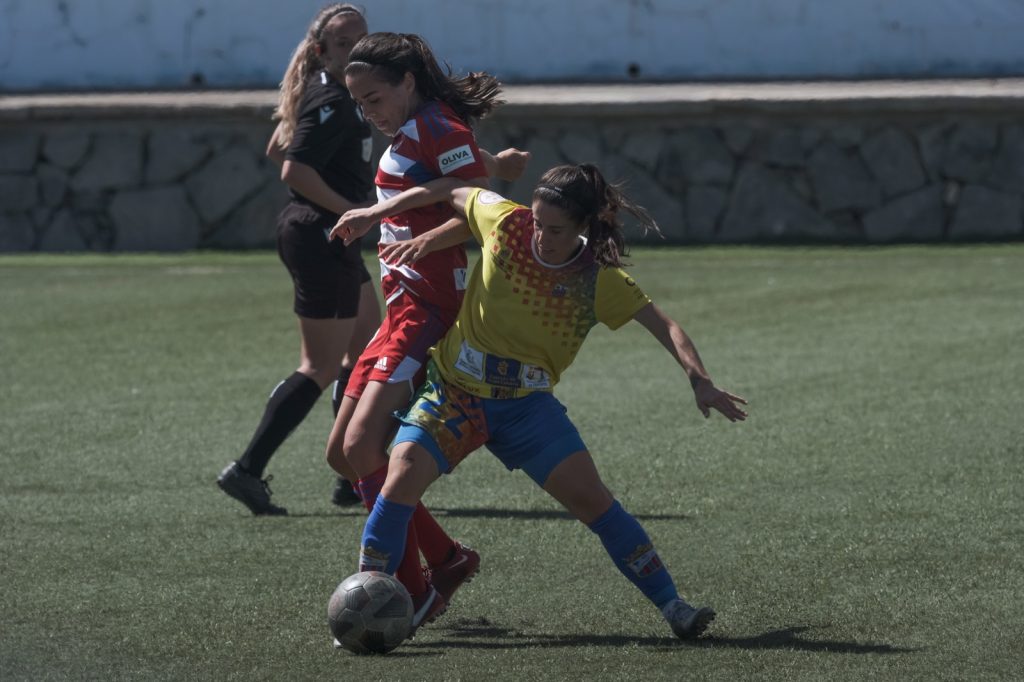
top-left (433, 188), bottom-right (651, 399)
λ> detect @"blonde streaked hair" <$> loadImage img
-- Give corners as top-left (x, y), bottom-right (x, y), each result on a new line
top-left (273, 3), bottom-right (365, 146)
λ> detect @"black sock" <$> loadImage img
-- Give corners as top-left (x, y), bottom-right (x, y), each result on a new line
top-left (238, 372), bottom-right (322, 477)
top-left (332, 366), bottom-right (354, 417)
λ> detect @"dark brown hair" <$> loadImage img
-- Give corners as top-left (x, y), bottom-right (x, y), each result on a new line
top-left (533, 164), bottom-right (663, 268)
top-left (345, 32), bottom-right (503, 124)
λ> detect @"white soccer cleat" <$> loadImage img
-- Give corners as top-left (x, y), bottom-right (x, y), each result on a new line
top-left (663, 599), bottom-right (716, 640)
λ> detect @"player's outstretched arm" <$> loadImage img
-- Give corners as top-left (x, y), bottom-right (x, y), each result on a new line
top-left (633, 302), bottom-right (748, 422)
top-left (481, 148), bottom-right (530, 182)
top-left (330, 176), bottom-right (484, 245)
top-left (377, 184), bottom-right (486, 265)
top-left (379, 215), bottom-right (472, 267)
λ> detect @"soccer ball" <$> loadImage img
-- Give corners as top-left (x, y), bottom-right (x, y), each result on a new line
top-left (328, 571), bottom-right (413, 654)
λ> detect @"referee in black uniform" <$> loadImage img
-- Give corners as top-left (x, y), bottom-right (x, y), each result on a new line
top-left (218, 4), bottom-right (378, 515)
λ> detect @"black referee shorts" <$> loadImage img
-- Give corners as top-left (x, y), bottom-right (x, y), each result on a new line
top-left (276, 202), bottom-right (372, 320)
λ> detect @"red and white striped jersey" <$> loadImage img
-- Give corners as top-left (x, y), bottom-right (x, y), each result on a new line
top-left (374, 101), bottom-right (487, 316)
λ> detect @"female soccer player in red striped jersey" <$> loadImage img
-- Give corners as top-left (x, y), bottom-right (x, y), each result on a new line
top-left (334, 163), bottom-right (748, 640)
top-left (323, 32), bottom-right (527, 631)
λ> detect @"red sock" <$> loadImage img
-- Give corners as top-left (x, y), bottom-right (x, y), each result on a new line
top-left (414, 504), bottom-right (457, 568)
top-left (356, 464), bottom-right (388, 512)
top-left (395, 523), bottom-right (428, 597)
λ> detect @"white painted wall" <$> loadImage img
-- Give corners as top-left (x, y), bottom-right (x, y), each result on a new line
top-left (2, 0), bottom-right (1024, 91)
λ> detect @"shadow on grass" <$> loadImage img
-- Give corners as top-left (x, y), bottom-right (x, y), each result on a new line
top-left (431, 507), bottom-right (688, 522)
top-left (284, 507), bottom-right (687, 522)
top-left (286, 510), bottom-right (364, 518)
top-left (694, 625), bottom-right (918, 654)
top-left (406, 618), bottom-right (916, 655)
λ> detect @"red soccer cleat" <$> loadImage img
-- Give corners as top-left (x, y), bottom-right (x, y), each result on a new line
top-left (407, 583), bottom-right (447, 639)
top-left (424, 542), bottom-right (481, 604)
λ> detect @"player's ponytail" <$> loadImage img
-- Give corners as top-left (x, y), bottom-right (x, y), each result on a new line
top-left (533, 164), bottom-right (663, 268)
top-left (346, 32), bottom-right (504, 124)
top-left (275, 3), bottom-right (365, 146)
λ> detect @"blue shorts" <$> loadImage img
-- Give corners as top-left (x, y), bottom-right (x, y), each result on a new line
top-left (392, 362), bottom-right (587, 486)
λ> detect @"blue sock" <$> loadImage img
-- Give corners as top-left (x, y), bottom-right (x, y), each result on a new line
top-left (360, 494), bottom-right (416, 574)
top-left (588, 500), bottom-right (679, 609)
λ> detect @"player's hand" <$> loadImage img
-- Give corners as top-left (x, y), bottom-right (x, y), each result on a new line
top-left (494, 148), bottom-right (530, 182)
top-left (693, 380), bottom-right (748, 422)
top-left (379, 237), bottom-right (431, 267)
top-left (330, 206), bottom-right (378, 245)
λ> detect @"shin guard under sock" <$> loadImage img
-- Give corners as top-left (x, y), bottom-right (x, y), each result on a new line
top-left (588, 500), bottom-right (679, 609)
top-left (357, 469), bottom-right (429, 596)
top-left (360, 495), bottom-right (414, 574)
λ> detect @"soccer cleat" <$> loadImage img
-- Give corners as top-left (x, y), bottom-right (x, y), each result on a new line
top-left (217, 461), bottom-right (288, 516)
top-left (663, 599), bottom-right (716, 640)
top-left (407, 584), bottom-right (447, 639)
top-left (424, 542), bottom-right (480, 604)
top-left (331, 477), bottom-right (362, 507)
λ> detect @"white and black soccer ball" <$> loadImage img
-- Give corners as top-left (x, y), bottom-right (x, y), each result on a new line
top-left (328, 571), bottom-right (413, 655)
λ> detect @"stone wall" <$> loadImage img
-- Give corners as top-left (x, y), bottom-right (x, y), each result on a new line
top-left (2, 85), bottom-right (1023, 252)
top-left (0, 118), bottom-right (286, 252)
top-left (477, 115), bottom-right (1024, 244)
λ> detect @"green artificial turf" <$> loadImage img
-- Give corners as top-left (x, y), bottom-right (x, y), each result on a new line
top-left (1, 246), bottom-right (1021, 681)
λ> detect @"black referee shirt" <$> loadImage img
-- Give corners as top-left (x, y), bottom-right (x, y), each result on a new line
top-left (285, 70), bottom-right (374, 214)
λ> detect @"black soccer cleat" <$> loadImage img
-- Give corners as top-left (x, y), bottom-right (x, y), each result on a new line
top-left (217, 461), bottom-right (288, 516)
top-left (331, 477), bottom-right (363, 507)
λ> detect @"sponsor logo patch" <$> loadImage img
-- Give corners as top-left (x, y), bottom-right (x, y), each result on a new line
top-left (625, 544), bottom-right (664, 577)
top-left (373, 357), bottom-right (388, 371)
top-left (522, 365), bottom-right (551, 389)
top-left (454, 267), bottom-right (468, 290)
top-left (454, 341), bottom-right (484, 380)
top-left (359, 546), bottom-right (389, 572)
top-left (438, 144), bottom-right (476, 174)
top-left (319, 105), bottom-right (334, 124)
top-left (484, 354), bottom-right (522, 388)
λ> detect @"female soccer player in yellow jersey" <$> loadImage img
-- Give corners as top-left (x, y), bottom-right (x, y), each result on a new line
top-left (331, 163), bottom-right (748, 639)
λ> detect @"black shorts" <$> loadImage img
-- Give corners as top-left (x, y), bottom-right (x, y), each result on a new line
top-left (276, 202), bottom-right (372, 319)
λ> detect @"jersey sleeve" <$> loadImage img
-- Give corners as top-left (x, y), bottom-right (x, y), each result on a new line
top-left (422, 118), bottom-right (488, 181)
top-left (286, 95), bottom-right (361, 171)
top-left (464, 188), bottom-right (521, 245)
top-left (594, 267), bottom-right (652, 330)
